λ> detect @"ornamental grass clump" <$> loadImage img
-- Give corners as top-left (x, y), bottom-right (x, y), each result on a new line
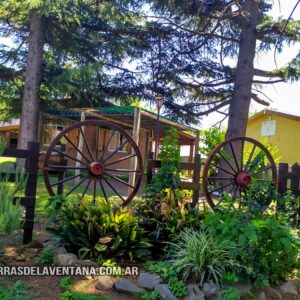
top-left (167, 228), bottom-right (239, 287)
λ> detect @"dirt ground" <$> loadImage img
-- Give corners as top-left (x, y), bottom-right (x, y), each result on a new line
top-left (0, 222), bottom-right (137, 300)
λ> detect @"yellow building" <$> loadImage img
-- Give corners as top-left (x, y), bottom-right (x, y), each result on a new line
top-left (246, 109), bottom-right (300, 165)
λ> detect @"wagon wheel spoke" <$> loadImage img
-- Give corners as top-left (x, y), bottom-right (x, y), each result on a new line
top-left (93, 178), bottom-right (97, 203)
top-left (95, 125), bottom-right (100, 161)
top-left (99, 130), bottom-right (116, 162)
top-left (46, 165), bottom-right (87, 170)
top-left (79, 127), bottom-right (94, 162)
top-left (250, 165), bottom-right (273, 177)
top-left (80, 178), bottom-right (92, 202)
top-left (210, 162), bottom-right (236, 177)
top-left (53, 149), bottom-right (87, 166)
top-left (209, 181), bottom-right (233, 194)
top-left (63, 134), bottom-right (91, 163)
top-left (103, 140), bottom-right (129, 163)
top-left (104, 172), bottom-right (135, 189)
top-left (50, 172), bottom-right (88, 187)
top-left (98, 177), bottom-right (108, 202)
top-left (105, 168), bottom-right (141, 173)
top-left (65, 176), bottom-right (88, 197)
top-left (244, 144), bottom-right (256, 172)
top-left (102, 176), bottom-right (126, 203)
top-left (240, 140), bottom-right (245, 171)
top-left (229, 142), bottom-right (240, 172)
top-left (218, 150), bottom-right (238, 174)
top-left (208, 176), bottom-right (234, 180)
top-left (104, 153), bottom-right (137, 168)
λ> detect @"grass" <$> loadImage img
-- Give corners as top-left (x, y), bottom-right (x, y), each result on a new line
top-left (0, 157), bottom-right (16, 167)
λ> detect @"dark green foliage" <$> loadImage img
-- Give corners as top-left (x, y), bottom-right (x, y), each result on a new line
top-left (141, 290), bottom-right (160, 300)
top-left (200, 127), bottom-right (226, 158)
top-left (202, 212), bottom-right (300, 286)
top-left (144, 261), bottom-right (188, 298)
top-left (47, 198), bottom-right (151, 263)
top-left (0, 280), bottom-right (30, 300)
top-left (36, 249), bottom-right (54, 265)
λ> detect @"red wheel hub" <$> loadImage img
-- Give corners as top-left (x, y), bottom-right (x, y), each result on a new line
top-left (89, 162), bottom-right (104, 176)
top-left (235, 172), bottom-right (252, 187)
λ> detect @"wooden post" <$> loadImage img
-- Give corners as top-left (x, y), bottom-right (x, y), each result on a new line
top-left (128, 107), bottom-right (141, 195)
top-left (277, 163), bottom-right (289, 194)
top-left (195, 130), bottom-right (200, 155)
top-left (74, 112), bottom-right (85, 185)
top-left (290, 163), bottom-right (300, 193)
top-left (192, 153), bottom-right (201, 206)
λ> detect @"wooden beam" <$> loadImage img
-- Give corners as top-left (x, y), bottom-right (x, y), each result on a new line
top-left (74, 112), bottom-right (85, 186)
top-left (195, 130), bottom-right (200, 155)
top-left (81, 109), bottom-right (147, 132)
top-left (128, 107), bottom-right (141, 195)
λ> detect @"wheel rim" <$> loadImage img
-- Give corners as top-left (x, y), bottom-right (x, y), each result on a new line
top-left (202, 137), bottom-right (277, 210)
top-left (43, 120), bottom-right (144, 206)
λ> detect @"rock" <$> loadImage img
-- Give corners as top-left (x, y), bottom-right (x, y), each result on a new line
top-left (279, 282), bottom-right (298, 296)
top-left (57, 253), bottom-right (78, 266)
top-left (154, 283), bottom-right (177, 300)
top-left (265, 287), bottom-right (282, 300)
top-left (183, 284), bottom-right (205, 300)
top-left (95, 276), bottom-right (114, 291)
top-left (44, 242), bottom-right (56, 252)
top-left (203, 282), bottom-right (219, 298)
top-left (230, 282), bottom-right (252, 296)
top-left (138, 272), bottom-right (161, 290)
top-left (78, 259), bottom-right (98, 267)
top-left (257, 291), bottom-right (266, 300)
top-left (114, 279), bottom-right (145, 294)
top-left (55, 247), bottom-right (67, 255)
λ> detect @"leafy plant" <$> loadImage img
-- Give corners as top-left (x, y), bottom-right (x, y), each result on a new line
top-left (141, 290), bottom-right (160, 300)
top-left (47, 198), bottom-right (151, 263)
top-left (60, 276), bottom-right (73, 291)
top-left (36, 249), bottom-right (54, 265)
top-left (0, 280), bottom-right (30, 300)
top-left (0, 138), bottom-right (26, 235)
top-left (167, 277), bottom-right (188, 298)
top-left (200, 127), bottom-right (226, 158)
top-left (202, 212), bottom-right (300, 285)
top-left (166, 228), bottom-right (239, 287)
top-left (222, 287), bottom-right (240, 300)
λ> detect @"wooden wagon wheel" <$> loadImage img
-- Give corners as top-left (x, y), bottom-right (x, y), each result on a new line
top-left (202, 137), bottom-right (277, 210)
top-left (43, 120), bottom-right (144, 206)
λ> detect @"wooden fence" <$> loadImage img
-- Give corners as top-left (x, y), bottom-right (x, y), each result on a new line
top-left (1, 142), bottom-right (39, 244)
top-left (146, 154), bottom-right (201, 205)
top-left (278, 163), bottom-right (300, 196)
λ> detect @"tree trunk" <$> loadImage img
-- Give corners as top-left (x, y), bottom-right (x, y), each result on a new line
top-left (18, 11), bottom-right (45, 150)
top-left (226, 0), bottom-right (259, 139)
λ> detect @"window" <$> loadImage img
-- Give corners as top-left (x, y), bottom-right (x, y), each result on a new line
top-left (108, 131), bottom-right (130, 152)
top-left (42, 124), bottom-right (67, 145)
top-left (261, 120), bottom-right (276, 137)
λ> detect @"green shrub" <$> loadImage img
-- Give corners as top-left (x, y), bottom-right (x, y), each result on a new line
top-left (36, 249), bottom-right (54, 265)
top-left (202, 212), bottom-right (300, 286)
top-left (166, 228), bottom-right (239, 287)
top-left (0, 138), bottom-right (26, 235)
top-left (136, 198), bottom-right (203, 253)
top-left (47, 198), bottom-right (151, 263)
top-left (0, 280), bottom-right (30, 300)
